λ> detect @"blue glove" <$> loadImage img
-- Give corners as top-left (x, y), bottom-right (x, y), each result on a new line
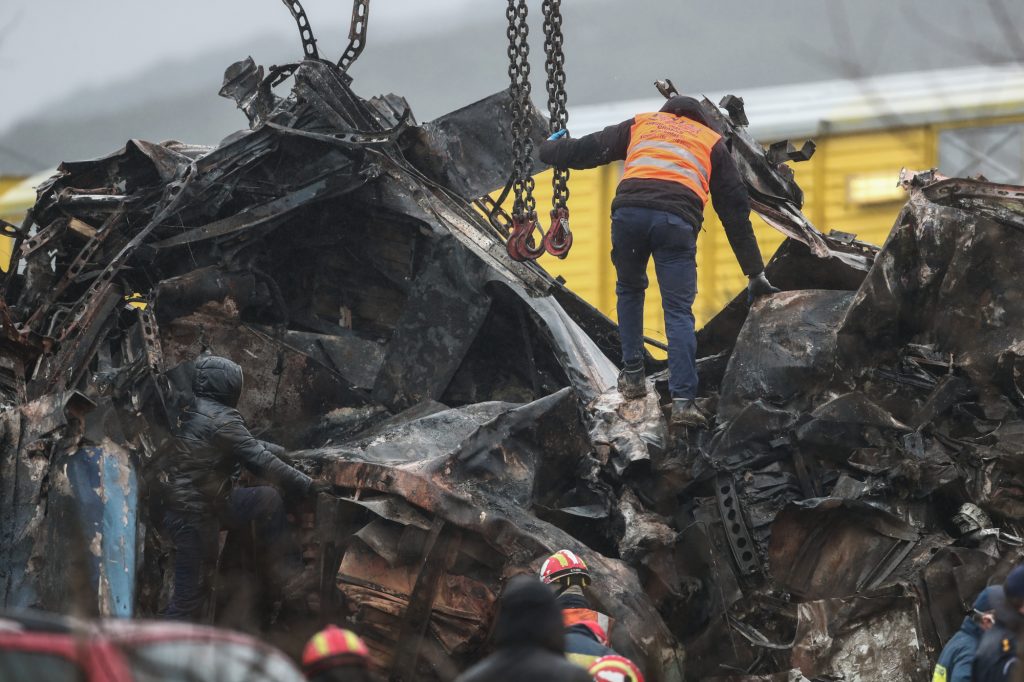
top-left (547, 129), bottom-right (568, 141)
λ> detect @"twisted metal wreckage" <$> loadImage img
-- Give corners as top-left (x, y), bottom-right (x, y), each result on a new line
top-left (4, 7), bottom-right (1024, 682)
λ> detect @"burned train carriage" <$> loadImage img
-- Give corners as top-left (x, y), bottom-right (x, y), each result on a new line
top-left (0, 53), bottom-right (687, 679)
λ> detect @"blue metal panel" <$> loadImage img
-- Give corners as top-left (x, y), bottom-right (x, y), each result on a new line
top-left (65, 445), bottom-right (138, 617)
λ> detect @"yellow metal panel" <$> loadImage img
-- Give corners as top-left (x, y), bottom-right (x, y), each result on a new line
top-left (534, 167), bottom-right (611, 308)
top-left (696, 209), bottom-right (786, 324)
top-left (816, 127), bottom-right (931, 246)
top-left (0, 175), bottom-right (29, 273)
top-left (0, 176), bottom-right (23, 196)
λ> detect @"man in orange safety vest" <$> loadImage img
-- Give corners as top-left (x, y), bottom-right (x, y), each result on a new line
top-left (540, 96), bottom-right (778, 427)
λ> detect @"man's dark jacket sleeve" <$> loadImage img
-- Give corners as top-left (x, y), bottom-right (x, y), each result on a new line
top-left (214, 411), bottom-right (312, 495)
top-left (538, 119), bottom-right (633, 169)
top-left (709, 141), bottom-right (764, 276)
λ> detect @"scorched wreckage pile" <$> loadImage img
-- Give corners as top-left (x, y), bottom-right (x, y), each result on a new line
top-left (3, 5), bottom-right (1024, 682)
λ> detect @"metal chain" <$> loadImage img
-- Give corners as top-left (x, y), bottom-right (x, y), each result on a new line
top-left (506, 0), bottom-right (536, 218)
top-left (539, 0), bottom-right (572, 258)
top-left (542, 0), bottom-right (569, 211)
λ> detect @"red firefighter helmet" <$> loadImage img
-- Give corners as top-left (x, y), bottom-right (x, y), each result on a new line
top-left (301, 625), bottom-right (370, 676)
top-left (539, 549), bottom-right (591, 587)
top-left (589, 655), bottom-right (645, 682)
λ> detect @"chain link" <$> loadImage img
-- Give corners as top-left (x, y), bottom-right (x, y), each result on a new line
top-left (542, 0), bottom-right (569, 211)
top-left (507, 0), bottom-right (536, 218)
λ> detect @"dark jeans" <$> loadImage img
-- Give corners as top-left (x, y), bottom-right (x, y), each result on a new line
top-left (161, 486), bottom-right (298, 620)
top-left (611, 206), bottom-right (698, 399)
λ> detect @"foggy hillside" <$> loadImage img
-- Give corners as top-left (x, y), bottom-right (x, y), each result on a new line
top-left (2, 0), bottom-right (1022, 173)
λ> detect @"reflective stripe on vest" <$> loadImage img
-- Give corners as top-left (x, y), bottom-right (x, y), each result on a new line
top-left (621, 112), bottom-right (720, 205)
top-left (567, 652), bottom-right (602, 669)
top-left (932, 663), bottom-right (947, 682)
top-left (562, 608), bottom-right (614, 635)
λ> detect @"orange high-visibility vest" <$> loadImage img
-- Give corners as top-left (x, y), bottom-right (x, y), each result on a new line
top-left (562, 608), bottom-right (614, 635)
top-left (620, 112), bottom-right (720, 206)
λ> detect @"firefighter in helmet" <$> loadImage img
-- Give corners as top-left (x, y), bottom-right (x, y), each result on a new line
top-left (301, 625), bottom-right (376, 682)
top-left (540, 549), bottom-right (616, 668)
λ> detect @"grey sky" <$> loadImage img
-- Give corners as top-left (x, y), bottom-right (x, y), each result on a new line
top-left (0, 0), bottom-right (489, 133)
top-left (2, 0), bottom-right (1024, 174)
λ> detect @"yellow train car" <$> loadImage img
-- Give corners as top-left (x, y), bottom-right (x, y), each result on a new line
top-left (529, 64), bottom-right (1024, 353)
top-left (0, 176), bottom-right (23, 197)
top-left (0, 175), bottom-right (29, 272)
top-left (0, 171), bottom-right (55, 272)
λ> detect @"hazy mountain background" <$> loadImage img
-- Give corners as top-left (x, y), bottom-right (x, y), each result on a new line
top-left (1, 0), bottom-right (1023, 174)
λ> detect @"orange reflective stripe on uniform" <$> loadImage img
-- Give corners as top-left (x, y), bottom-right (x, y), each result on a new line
top-left (621, 112), bottom-right (720, 206)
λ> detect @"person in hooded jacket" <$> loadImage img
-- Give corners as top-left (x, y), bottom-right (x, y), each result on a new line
top-left (933, 585), bottom-right (999, 682)
top-left (539, 96), bottom-right (778, 427)
top-left (976, 566), bottom-right (1024, 682)
top-left (160, 354), bottom-right (328, 620)
top-left (454, 575), bottom-right (592, 682)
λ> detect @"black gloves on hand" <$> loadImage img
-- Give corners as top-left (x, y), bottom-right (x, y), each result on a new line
top-left (747, 271), bottom-right (780, 304)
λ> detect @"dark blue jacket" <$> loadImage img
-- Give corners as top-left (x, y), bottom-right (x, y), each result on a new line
top-left (564, 624), bottom-right (615, 669)
top-left (934, 617), bottom-right (982, 682)
top-left (974, 595), bottom-right (1023, 682)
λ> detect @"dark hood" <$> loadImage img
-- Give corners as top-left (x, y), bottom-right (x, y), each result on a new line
top-left (493, 575), bottom-right (565, 653)
top-left (192, 355), bottom-right (243, 407)
top-left (992, 588), bottom-right (1024, 631)
top-left (659, 95), bottom-right (716, 130)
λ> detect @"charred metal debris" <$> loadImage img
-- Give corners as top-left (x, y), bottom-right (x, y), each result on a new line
top-left (3, 8), bottom-right (1024, 681)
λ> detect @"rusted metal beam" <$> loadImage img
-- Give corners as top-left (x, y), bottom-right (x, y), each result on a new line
top-left (389, 517), bottom-right (459, 682)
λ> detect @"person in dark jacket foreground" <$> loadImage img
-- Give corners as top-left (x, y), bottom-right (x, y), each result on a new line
top-left (454, 575), bottom-right (592, 682)
top-left (539, 95), bottom-right (778, 427)
top-left (160, 355), bottom-right (327, 619)
top-left (975, 566), bottom-right (1024, 682)
top-left (934, 585), bottom-right (999, 682)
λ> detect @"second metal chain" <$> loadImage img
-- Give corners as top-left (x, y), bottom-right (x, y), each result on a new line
top-left (542, 0), bottom-right (569, 211)
top-left (541, 0), bottom-right (572, 258)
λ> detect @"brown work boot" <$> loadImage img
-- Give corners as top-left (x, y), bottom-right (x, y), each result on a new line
top-left (617, 362), bottom-right (647, 400)
top-left (671, 398), bottom-right (708, 428)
